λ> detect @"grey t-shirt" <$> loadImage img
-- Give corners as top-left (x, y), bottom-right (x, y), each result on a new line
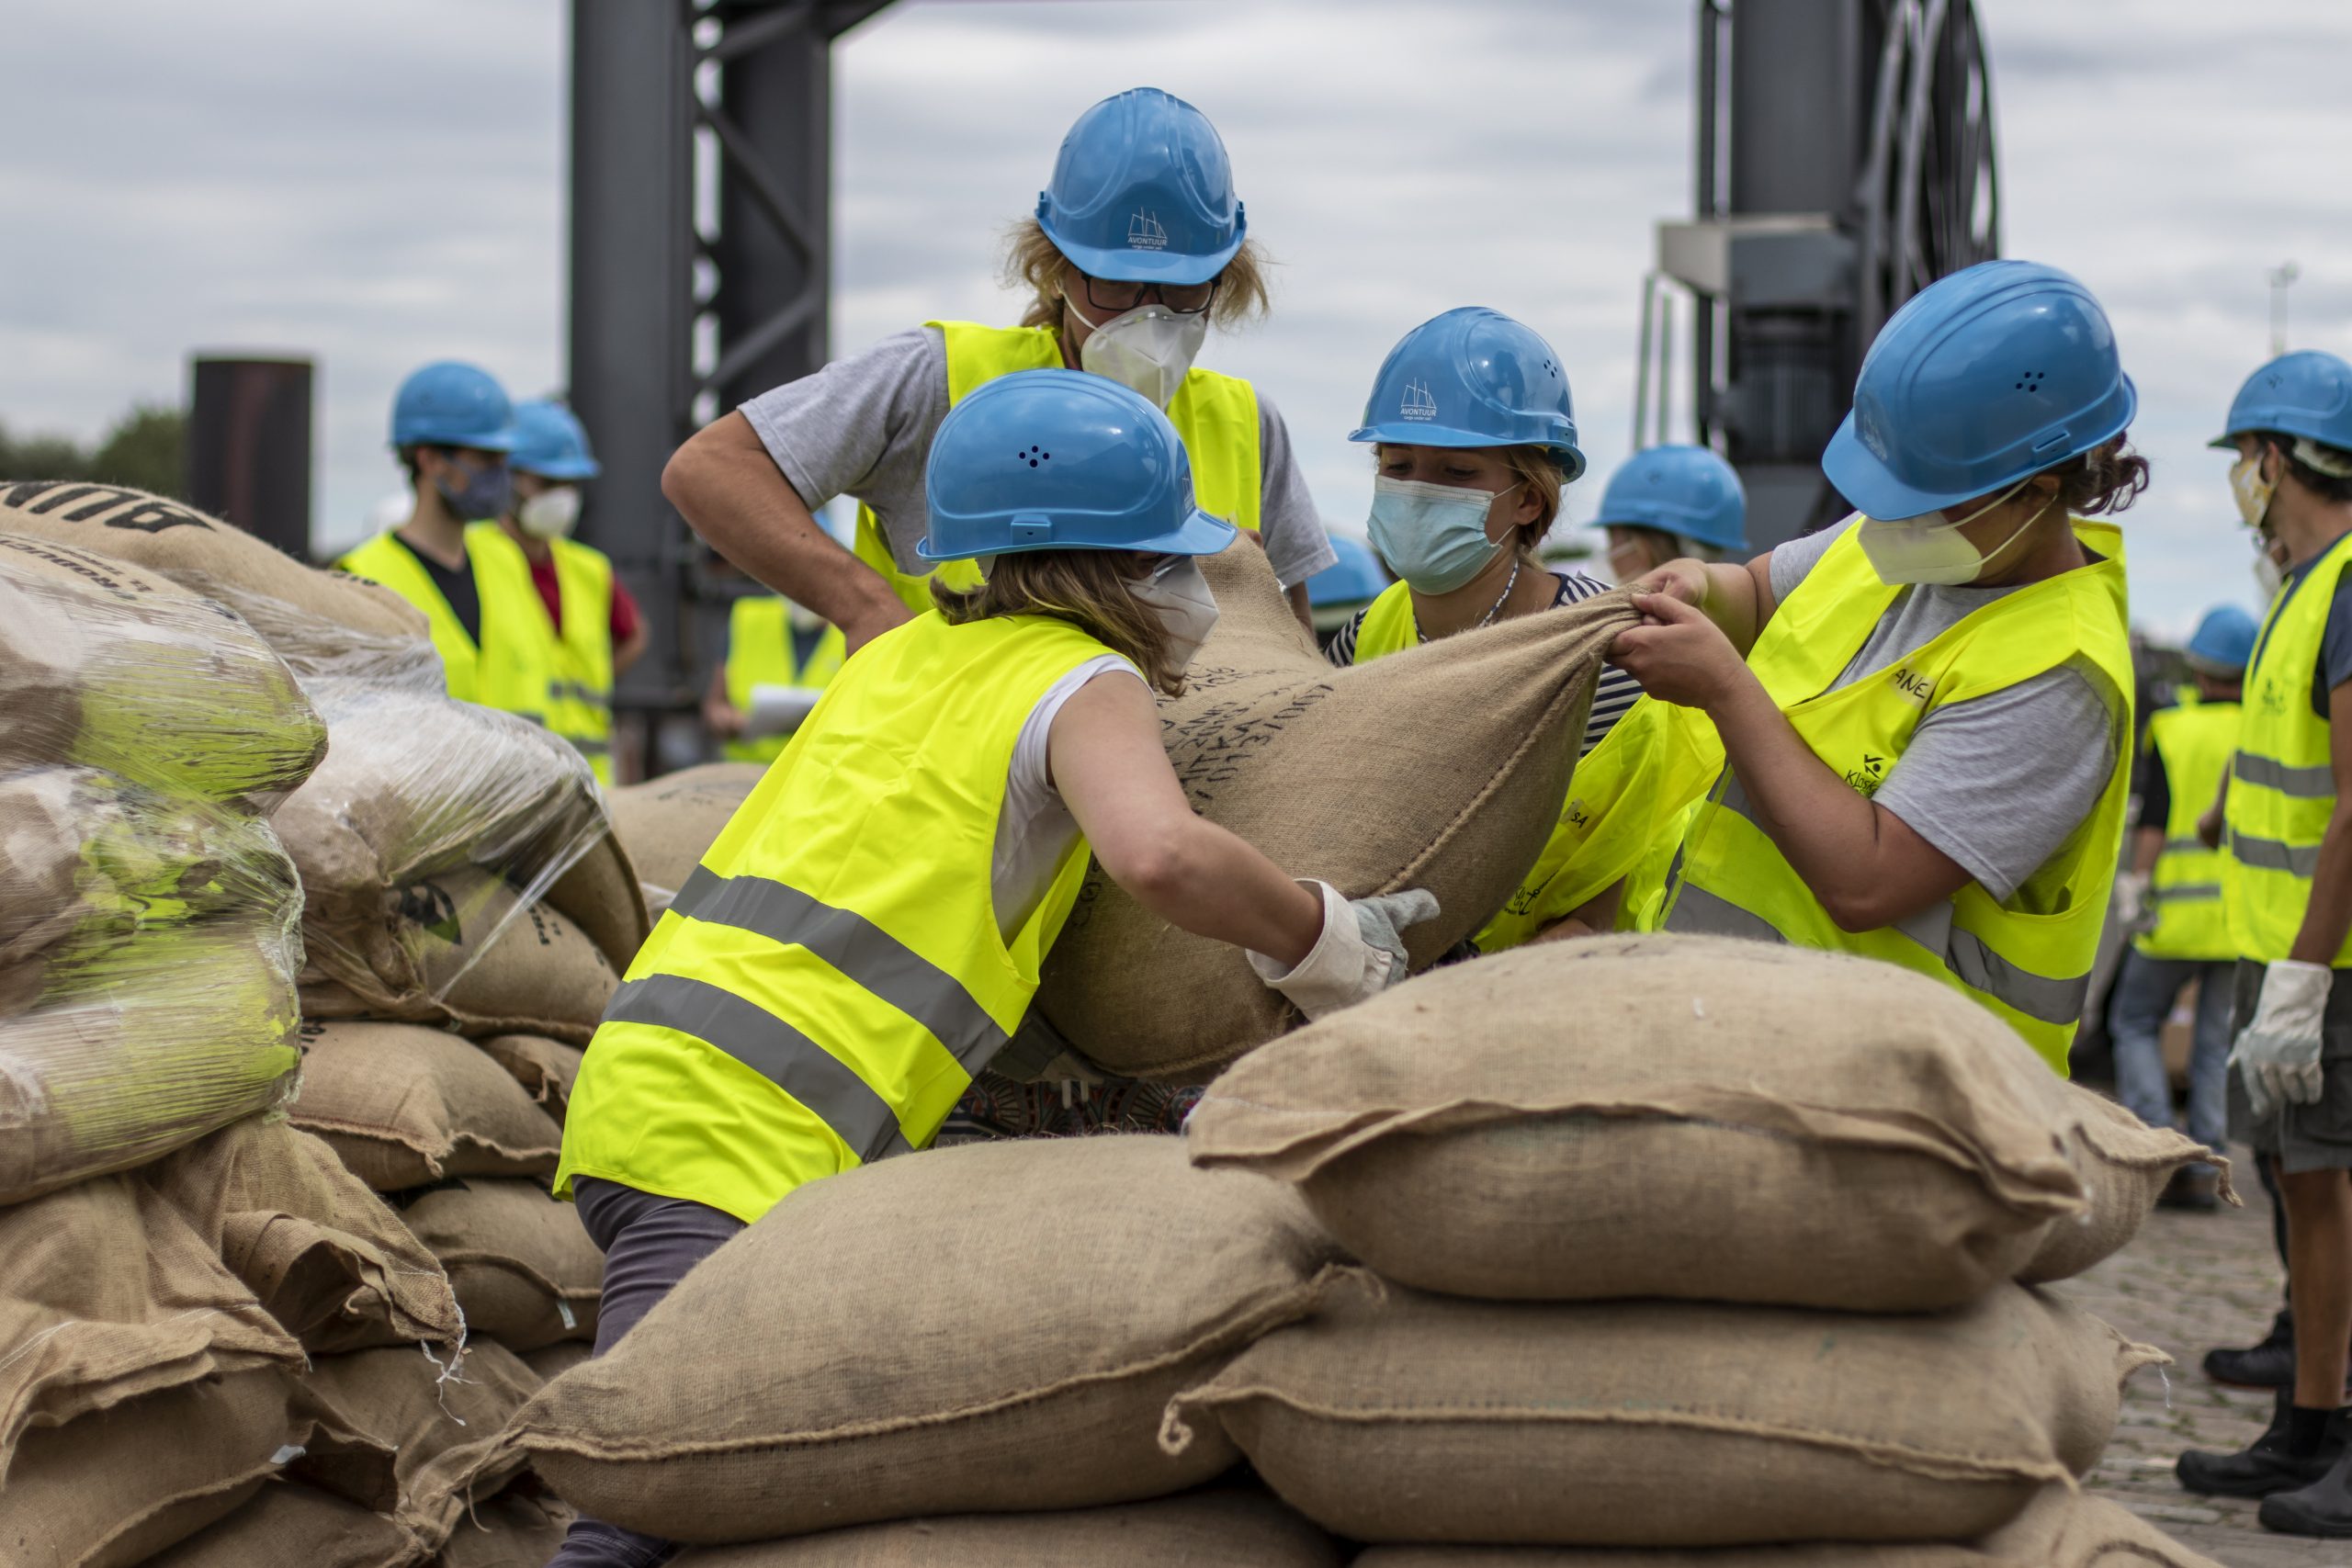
top-left (1767, 517), bottom-right (2121, 904)
top-left (740, 327), bottom-right (1338, 591)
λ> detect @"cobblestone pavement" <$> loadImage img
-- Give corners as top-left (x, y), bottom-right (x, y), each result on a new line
top-left (2057, 1144), bottom-right (2348, 1567)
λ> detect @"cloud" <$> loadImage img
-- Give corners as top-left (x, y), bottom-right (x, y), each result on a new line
top-left (0, 0), bottom-right (2345, 632)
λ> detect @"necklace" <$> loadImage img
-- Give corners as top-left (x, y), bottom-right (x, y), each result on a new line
top-left (1421, 556), bottom-right (1522, 644)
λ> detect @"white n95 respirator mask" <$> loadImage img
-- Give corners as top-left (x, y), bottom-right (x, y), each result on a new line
top-left (1070, 301), bottom-right (1208, 410)
top-left (517, 486), bottom-right (582, 540)
top-left (1131, 555), bottom-right (1220, 669)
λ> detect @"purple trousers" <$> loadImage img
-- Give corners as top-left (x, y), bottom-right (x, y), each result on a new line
top-left (544, 1178), bottom-right (745, 1568)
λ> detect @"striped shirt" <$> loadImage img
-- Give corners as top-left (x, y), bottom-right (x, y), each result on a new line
top-left (1326, 569), bottom-right (1643, 757)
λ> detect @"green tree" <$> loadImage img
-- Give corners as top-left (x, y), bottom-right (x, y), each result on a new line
top-left (0, 402), bottom-right (187, 497)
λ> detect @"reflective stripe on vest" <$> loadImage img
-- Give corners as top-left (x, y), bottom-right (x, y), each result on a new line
top-left (555, 609), bottom-right (1114, 1223)
top-left (337, 525), bottom-right (553, 723)
top-left (537, 536), bottom-right (615, 784)
top-left (2224, 528), bottom-right (2352, 965)
top-left (1351, 581), bottom-right (1723, 951)
top-left (722, 595), bottom-right (845, 765)
top-left (852, 321), bottom-right (1265, 615)
top-left (1653, 519), bottom-right (2134, 1072)
top-left (2134, 699), bottom-right (2239, 961)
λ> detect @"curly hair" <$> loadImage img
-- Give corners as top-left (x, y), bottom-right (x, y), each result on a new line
top-left (2047, 437), bottom-right (2152, 515)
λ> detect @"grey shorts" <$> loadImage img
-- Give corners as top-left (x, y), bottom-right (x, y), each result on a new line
top-left (2225, 958), bottom-right (2352, 1174)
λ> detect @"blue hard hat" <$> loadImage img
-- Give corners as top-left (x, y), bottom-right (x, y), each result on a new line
top-left (1037, 88), bottom-right (1244, 288)
top-left (2185, 604), bottom-right (2259, 672)
top-left (920, 369), bottom-right (1238, 561)
top-left (1822, 260), bottom-right (2136, 519)
top-left (1349, 308), bottom-right (1587, 480)
top-left (2211, 351), bottom-right (2352, 454)
top-left (1306, 536), bottom-right (1390, 607)
top-left (1592, 445), bottom-right (1747, 553)
top-left (390, 361), bottom-right (517, 452)
top-left (510, 400), bottom-right (601, 480)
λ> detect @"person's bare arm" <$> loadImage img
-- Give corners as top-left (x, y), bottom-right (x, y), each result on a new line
top-left (1534, 880), bottom-right (1623, 942)
top-left (1611, 592), bottom-right (1972, 931)
top-left (1048, 672), bottom-right (1320, 966)
top-left (702, 663), bottom-right (743, 738)
top-left (612, 621), bottom-right (650, 677)
top-left (2288, 682), bottom-right (2352, 965)
top-left (662, 412), bottom-right (911, 654)
top-left (2198, 767), bottom-right (2232, 849)
top-left (2129, 824), bottom-right (2164, 876)
top-left (1628, 552), bottom-right (1779, 656)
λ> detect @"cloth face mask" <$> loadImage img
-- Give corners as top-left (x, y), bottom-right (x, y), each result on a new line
top-left (435, 457), bottom-right (513, 525)
top-left (1367, 475), bottom-right (1519, 594)
top-left (516, 486), bottom-right (582, 539)
top-left (1130, 554), bottom-right (1221, 669)
top-left (1070, 300), bottom-right (1209, 411)
top-left (1856, 479), bottom-right (2041, 587)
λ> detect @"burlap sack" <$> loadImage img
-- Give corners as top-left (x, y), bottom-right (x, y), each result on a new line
top-left (1188, 936), bottom-right (2092, 1311)
top-left (432, 1488), bottom-right (580, 1568)
top-left (141, 1114), bottom-right (462, 1350)
top-left (1162, 1279), bottom-right (2159, 1549)
top-left (1346, 1483), bottom-right (2229, 1566)
top-left (523, 1341), bottom-right (594, 1382)
top-left (0, 768), bottom-right (295, 973)
top-left (390, 1179), bottom-right (603, 1351)
top-left (0, 533), bottom-right (325, 807)
top-left (0, 481), bottom-right (425, 644)
top-left (607, 761), bottom-right (766, 895)
top-left (139, 1481), bottom-right (420, 1568)
top-left (1035, 540), bottom-right (1637, 1082)
top-left (0, 1175), bottom-right (302, 1474)
top-left (288, 1340), bottom-right (543, 1551)
top-left (0, 919), bottom-right (304, 1205)
top-left (0, 1365), bottom-right (299, 1568)
top-left (2019, 1079), bottom-right (2225, 1284)
top-left (288, 1021), bottom-right (565, 1190)
top-left (545, 832), bottom-right (654, 983)
top-left (675, 1489), bottom-right (1344, 1566)
top-left (478, 1033), bottom-right (586, 1122)
top-left (298, 869), bottom-right (621, 1045)
top-left (509, 1136), bottom-right (1343, 1542)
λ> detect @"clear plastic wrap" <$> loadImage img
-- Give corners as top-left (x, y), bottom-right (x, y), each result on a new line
top-left (0, 534), bottom-right (326, 809)
top-left (0, 829), bottom-right (304, 1205)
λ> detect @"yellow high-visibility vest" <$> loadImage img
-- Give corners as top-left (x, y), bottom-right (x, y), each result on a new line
top-left (2223, 528), bottom-right (2352, 966)
top-left (852, 321), bottom-right (1264, 615)
top-left (556, 609), bottom-right (1116, 1223)
top-left (1351, 581), bottom-right (1722, 950)
top-left (536, 536), bottom-right (616, 785)
top-left (338, 525), bottom-right (551, 722)
top-left (722, 594), bottom-right (846, 765)
top-left (1650, 520), bottom-right (2134, 1072)
top-left (2135, 694), bottom-right (2239, 962)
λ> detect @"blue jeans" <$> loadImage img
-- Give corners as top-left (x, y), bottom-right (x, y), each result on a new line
top-left (2107, 949), bottom-right (2234, 1171)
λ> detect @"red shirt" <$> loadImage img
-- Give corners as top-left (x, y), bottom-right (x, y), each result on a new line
top-left (530, 557), bottom-right (639, 645)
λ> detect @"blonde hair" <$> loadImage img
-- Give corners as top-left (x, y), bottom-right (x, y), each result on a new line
top-left (1374, 443), bottom-right (1568, 560)
top-left (1001, 217), bottom-right (1272, 333)
top-left (931, 549), bottom-right (1184, 694)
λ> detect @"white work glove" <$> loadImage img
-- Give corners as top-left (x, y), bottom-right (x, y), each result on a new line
top-left (2230, 959), bottom-right (2332, 1120)
top-left (1249, 881), bottom-right (1440, 1021)
top-left (2113, 871), bottom-right (2153, 935)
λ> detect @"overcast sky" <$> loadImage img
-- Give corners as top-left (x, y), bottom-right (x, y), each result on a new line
top-left (4, 0), bottom-right (2348, 637)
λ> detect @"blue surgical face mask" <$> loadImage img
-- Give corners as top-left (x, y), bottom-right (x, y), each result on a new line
top-left (1367, 475), bottom-right (1520, 594)
top-left (434, 452), bottom-right (513, 523)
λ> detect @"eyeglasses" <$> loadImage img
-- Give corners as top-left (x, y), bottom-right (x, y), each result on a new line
top-left (1075, 270), bottom-right (1219, 317)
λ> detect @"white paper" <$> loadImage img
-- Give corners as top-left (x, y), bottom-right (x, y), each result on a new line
top-left (744, 683), bottom-right (824, 739)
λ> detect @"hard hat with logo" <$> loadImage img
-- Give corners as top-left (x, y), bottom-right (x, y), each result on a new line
top-left (2211, 350), bottom-right (2352, 455)
top-left (1306, 535), bottom-right (1390, 607)
top-left (1822, 260), bottom-right (2135, 519)
top-left (511, 400), bottom-right (602, 480)
top-left (390, 361), bottom-right (517, 452)
top-left (1037, 88), bottom-right (1244, 287)
top-left (2185, 604), bottom-right (2259, 674)
top-left (1592, 444), bottom-right (1747, 553)
top-left (920, 369), bottom-right (1238, 561)
top-left (1348, 307), bottom-right (1586, 479)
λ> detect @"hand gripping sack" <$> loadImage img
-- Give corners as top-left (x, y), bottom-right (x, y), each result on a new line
top-left (1035, 541), bottom-right (1636, 1081)
top-left (1161, 1279), bottom-right (2162, 1549)
top-left (1188, 936), bottom-right (2100, 1311)
top-left (505, 1136), bottom-right (1344, 1544)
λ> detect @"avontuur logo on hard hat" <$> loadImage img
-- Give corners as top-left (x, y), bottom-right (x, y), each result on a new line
top-left (1126, 210), bottom-right (1167, 250)
top-left (1401, 379), bottom-right (1437, 422)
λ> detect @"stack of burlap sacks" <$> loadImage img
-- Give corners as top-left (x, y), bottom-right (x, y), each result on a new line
top-left (0, 483), bottom-right (654, 1568)
top-left (492, 939), bottom-right (2239, 1566)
